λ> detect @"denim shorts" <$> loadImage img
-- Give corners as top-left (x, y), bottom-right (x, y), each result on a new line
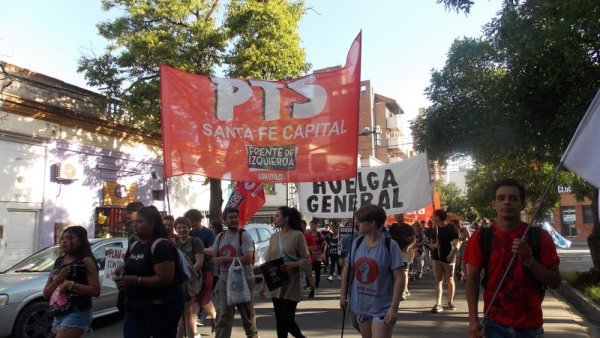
top-left (52, 309), bottom-right (93, 333)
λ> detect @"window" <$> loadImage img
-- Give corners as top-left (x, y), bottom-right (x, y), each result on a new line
top-left (257, 228), bottom-right (273, 243)
top-left (560, 206), bottom-right (577, 237)
top-left (583, 205), bottom-right (594, 224)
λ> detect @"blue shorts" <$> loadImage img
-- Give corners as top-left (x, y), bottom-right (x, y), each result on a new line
top-left (52, 309), bottom-right (93, 333)
top-left (355, 312), bottom-right (391, 326)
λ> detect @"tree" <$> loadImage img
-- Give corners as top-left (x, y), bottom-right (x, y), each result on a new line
top-left (79, 0), bottom-right (225, 131)
top-left (420, 0), bottom-right (600, 268)
top-left (79, 0), bottom-right (310, 221)
top-left (436, 179), bottom-right (469, 217)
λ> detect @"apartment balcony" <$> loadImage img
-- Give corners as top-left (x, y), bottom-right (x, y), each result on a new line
top-left (387, 136), bottom-right (409, 160)
top-left (386, 116), bottom-right (400, 132)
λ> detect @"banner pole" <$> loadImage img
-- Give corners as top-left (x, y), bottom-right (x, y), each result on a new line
top-left (165, 177), bottom-right (172, 215)
top-left (341, 30), bottom-right (362, 338)
top-left (480, 161), bottom-right (563, 327)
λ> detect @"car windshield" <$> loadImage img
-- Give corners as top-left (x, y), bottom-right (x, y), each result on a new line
top-left (6, 246), bottom-right (61, 273)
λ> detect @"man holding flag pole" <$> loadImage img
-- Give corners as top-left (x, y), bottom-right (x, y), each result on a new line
top-left (464, 88), bottom-right (600, 338)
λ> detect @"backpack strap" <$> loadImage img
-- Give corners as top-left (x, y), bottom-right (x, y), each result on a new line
top-left (214, 232), bottom-right (224, 257)
top-left (480, 225), bottom-right (493, 289)
top-left (351, 236), bottom-right (392, 267)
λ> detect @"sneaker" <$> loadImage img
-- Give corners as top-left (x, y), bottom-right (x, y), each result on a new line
top-left (447, 302), bottom-right (456, 311)
top-left (308, 288), bottom-right (315, 298)
top-left (404, 289), bottom-right (411, 297)
top-left (196, 309), bottom-right (207, 326)
top-left (304, 285), bottom-right (311, 290)
top-left (327, 275), bottom-right (334, 282)
top-left (400, 295), bottom-right (407, 301)
top-left (337, 275), bottom-right (342, 281)
top-left (431, 304), bottom-right (443, 313)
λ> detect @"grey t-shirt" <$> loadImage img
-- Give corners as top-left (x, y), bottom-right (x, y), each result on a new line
top-left (350, 236), bottom-right (402, 317)
top-left (215, 229), bottom-right (255, 281)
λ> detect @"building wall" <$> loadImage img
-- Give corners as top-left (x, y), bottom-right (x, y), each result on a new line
top-left (551, 192), bottom-right (594, 240)
top-left (0, 63), bottom-right (223, 269)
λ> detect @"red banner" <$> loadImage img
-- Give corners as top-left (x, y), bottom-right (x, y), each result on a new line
top-left (160, 33), bottom-right (361, 182)
top-left (225, 182), bottom-right (266, 226)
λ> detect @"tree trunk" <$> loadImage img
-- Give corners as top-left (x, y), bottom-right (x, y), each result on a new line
top-left (209, 178), bottom-right (223, 222)
top-left (588, 187), bottom-right (600, 269)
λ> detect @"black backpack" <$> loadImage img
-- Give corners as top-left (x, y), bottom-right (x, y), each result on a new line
top-left (480, 225), bottom-right (546, 299)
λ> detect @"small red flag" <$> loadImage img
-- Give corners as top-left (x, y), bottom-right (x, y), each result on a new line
top-left (225, 182), bottom-right (266, 226)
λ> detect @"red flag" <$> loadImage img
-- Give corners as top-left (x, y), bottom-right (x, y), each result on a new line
top-left (160, 33), bottom-right (361, 183)
top-left (225, 182), bottom-right (266, 226)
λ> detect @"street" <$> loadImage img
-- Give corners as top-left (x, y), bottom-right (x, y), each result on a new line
top-left (90, 243), bottom-right (598, 337)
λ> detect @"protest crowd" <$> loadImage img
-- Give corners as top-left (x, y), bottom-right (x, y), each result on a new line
top-left (42, 178), bottom-right (569, 338)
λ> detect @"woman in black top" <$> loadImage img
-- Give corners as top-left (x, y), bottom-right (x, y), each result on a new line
top-left (43, 226), bottom-right (100, 338)
top-left (115, 206), bottom-right (184, 338)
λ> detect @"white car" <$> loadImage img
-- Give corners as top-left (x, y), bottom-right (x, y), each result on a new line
top-left (0, 238), bottom-right (127, 338)
top-left (243, 223), bottom-right (275, 275)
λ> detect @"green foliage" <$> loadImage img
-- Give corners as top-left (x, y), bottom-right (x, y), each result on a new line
top-left (561, 271), bottom-right (579, 284)
top-left (78, 0), bottom-right (225, 131)
top-left (416, 0), bottom-right (600, 216)
top-left (436, 0), bottom-right (476, 14)
top-left (436, 179), bottom-right (469, 216)
top-left (223, 0), bottom-right (310, 79)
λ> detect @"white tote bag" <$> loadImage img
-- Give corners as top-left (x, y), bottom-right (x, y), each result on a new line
top-left (227, 257), bottom-right (251, 305)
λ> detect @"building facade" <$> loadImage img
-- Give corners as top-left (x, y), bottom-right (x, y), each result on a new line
top-left (0, 62), bottom-right (221, 270)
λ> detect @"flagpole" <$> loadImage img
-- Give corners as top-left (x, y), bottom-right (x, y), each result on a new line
top-left (480, 161), bottom-right (563, 326)
top-left (341, 30), bottom-right (362, 338)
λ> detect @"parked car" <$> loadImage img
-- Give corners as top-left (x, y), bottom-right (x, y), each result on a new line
top-left (243, 223), bottom-right (275, 275)
top-left (0, 237), bottom-right (128, 338)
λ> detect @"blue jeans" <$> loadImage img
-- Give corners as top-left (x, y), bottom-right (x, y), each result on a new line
top-left (123, 286), bottom-right (184, 338)
top-left (483, 318), bottom-right (544, 338)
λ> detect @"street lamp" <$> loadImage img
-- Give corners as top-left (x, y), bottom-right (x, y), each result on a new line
top-left (359, 126), bottom-right (381, 145)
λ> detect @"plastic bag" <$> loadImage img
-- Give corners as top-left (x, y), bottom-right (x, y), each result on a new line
top-left (227, 257), bottom-right (251, 305)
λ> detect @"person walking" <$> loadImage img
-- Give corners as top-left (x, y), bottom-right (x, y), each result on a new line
top-left (211, 207), bottom-right (259, 338)
top-left (44, 226), bottom-right (100, 338)
top-left (339, 204), bottom-right (403, 338)
top-left (452, 219), bottom-right (471, 283)
top-left (464, 178), bottom-right (561, 338)
top-left (174, 216), bottom-right (204, 338)
top-left (260, 206), bottom-right (311, 338)
top-left (326, 223), bottom-right (341, 281)
top-left (185, 209), bottom-right (217, 327)
top-left (308, 220), bottom-right (326, 291)
top-left (412, 221), bottom-right (426, 279)
top-left (429, 209), bottom-right (460, 313)
top-left (115, 205), bottom-right (184, 338)
top-left (388, 213), bottom-right (416, 300)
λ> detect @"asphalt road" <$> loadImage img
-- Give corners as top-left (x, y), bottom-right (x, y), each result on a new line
top-left (90, 242), bottom-right (597, 337)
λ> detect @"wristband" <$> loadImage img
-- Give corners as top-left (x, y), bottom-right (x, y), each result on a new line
top-left (68, 281), bottom-right (75, 291)
top-left (137, 276), bottom-right (142, 286)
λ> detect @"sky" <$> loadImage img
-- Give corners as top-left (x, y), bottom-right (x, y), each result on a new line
top-left (0, 0), bottom-right (503, 127)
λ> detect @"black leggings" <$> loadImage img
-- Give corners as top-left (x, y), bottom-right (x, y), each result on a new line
top-left (313, 261), bottom-right (322, 288)
top-left (272, 298), bottom-right (305, 338)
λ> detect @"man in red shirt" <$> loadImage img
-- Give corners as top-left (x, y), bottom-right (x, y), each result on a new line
top-left (464, 178), bottom-right (561, 338)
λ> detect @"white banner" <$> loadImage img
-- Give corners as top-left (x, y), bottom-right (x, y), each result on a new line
top-left (298, 153), bottom-right (432, 218)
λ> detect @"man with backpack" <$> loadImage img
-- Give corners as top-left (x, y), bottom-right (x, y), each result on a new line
top-left (464, 178), bottom-right (561, 338)
top-left (212, 207), bottom-right (259, 338)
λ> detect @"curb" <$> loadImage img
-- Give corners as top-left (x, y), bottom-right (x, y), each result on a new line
top-left (555, 281), bottom-right (600, 331)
